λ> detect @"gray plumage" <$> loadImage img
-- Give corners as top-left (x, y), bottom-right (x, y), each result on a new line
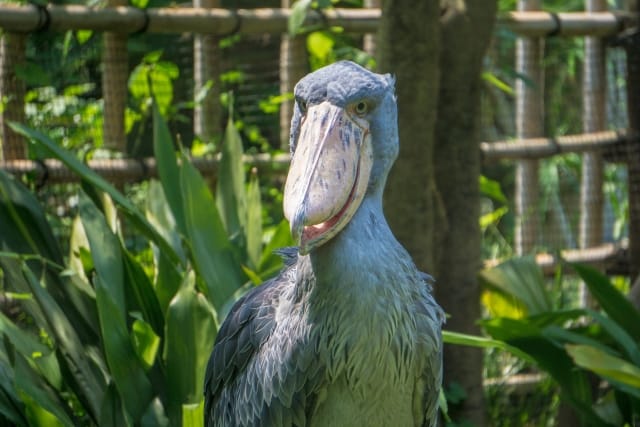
top-left (205, 61), bottom-right (444, 427)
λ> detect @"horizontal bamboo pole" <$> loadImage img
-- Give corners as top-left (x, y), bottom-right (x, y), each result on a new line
top-left (484, 239), bottom-right (630, 276)
top-left (480, 130), bottom-right (629, 161)
top-left (0, 153), bottom-right (291, 185)
top-left (0, 5), bottom-right (379, 34)
top-left (1, 130), bottom-right (630, 183)
top-left (0, 4), bottom-right (633, 37)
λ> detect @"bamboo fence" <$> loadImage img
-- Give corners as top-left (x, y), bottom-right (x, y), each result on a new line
top-left (0, 3), bottom-right (638, 276)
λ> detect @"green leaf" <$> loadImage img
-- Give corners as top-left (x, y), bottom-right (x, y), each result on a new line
top-left (123, 251), bottom-right (165, 340)
top-left (288, 0), bottom-right (312, 36)
top-left (566, 344), bottom-right (640, 396)
top-left (78, 192), bottom-right (153, 420)
top-left (442, 330), bottom-right (535, 363)
top-left (14, 354), bottom-right (72, 427)
top-left (163, 272), bottom-right (217, 425)
top-left (0, 312), bottom-right (62, 390)
top-left (572, 263), bottom-right (640, 341)
top-left (307, 31), bottom-right (335, 61)
top-left (479, 256), bottom-right (552, 315)
top-left (245, 172), bottom-right (262, 270)
top-left (216, 116), bottom-right (246, 245)
top-left (9, 123), bottom-right (181, 266)
top-left (153, 102), bottom-right (186, 234)
top-left (146, 180), bottom-right (186, 263)
top-left (131, 319), bottom-right (161, 371)
top-left (20, 266), bottom-right (105, 421)
top-left (258, 220), bottom-right (293, 275)
top-left (180, 155), bottom-right (244, 310)
top-left (182, 400), bottom-right (204, 427)
top-left (479, 206), bottom-right (509, 230)
top-left (0, 170), bottom-right (63, 264)
top-left (587, 309), bottom-right (640, 366)
top-left (482, 72), bottom-right (515, 95)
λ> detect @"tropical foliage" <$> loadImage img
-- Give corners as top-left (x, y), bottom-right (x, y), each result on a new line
top-left (478, 257), bottom-right (640, 426)
top-left (0, 107), bottom-right (291, 426)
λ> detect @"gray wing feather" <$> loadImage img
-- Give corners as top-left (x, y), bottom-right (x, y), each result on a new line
top-left (205, 257), bottom-right (325, 427)
top-left (417, 272), bottom-right (445, 427)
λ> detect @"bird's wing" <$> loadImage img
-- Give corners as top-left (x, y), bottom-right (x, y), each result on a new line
top-left (415, 272), bottom-right (445, 427)
top-left (204, 260), bottom-right (326, 427)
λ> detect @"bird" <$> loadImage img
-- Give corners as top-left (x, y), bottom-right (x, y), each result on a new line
top-left (204, 60), bottom-right (444, 427)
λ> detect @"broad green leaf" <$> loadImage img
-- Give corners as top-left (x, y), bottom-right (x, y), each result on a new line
top-left (9, 123), bottom-right (181, 266)
top-left (216, 116), bottom-right (246, 245)
top-left (180, 156), bottom-right (244, 310)
top-left (153, 102), bottom-right (187, 236)
top-left (586, 309), bottom-right (640, 366)
top-left (79, 192), bottom-right (153, 420)
top-left (566, 344), bottom-right (640, 395)
top-left (245, 172), bottom-right (262, 270)
top-left (442, 330), bottom-right (534, 363)
top-left (123, 251), bottom-right (165, 339)
top-left (182, 400), bottom-right (204, 427)
top-left (0, 170), bottom-right (62, 264)
top-left (481, 317), bottom-right (605, 424)
top-left (14, 355), bottom-right (72, 427)
top-left (573, 263), bottom-right (640, 341)
top-left (0, 352), bottom-right (27, 426)
top-left (141, 398), bottom-right (170, 427)
top-left (146, 180), bottom-right (186, 263)
top-left (163, 272), bottom-right (217, 425)
top-left (21, 266), bottom-right (105, 420)
top-left (99, 383), bottom-right (131, 427)
top-left (131, 319), bottom-right (161, 371)
top-left (155, 250), bottom-right (183, 314)
top-left (258, 220), bottom-right (293, 275)
top-left (481, 288), bottom-right (525, 319)
top-left (0, 312), bottom-right (62, 390)
top-left (479, 256), bottom-right (552, 315)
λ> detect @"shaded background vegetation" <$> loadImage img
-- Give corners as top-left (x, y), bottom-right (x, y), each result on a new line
top-left (0, 0), bottom-right (638, 426)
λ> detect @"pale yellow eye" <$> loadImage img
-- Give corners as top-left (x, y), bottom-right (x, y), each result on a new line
top-left (354, 101), bottom-right (368, 116)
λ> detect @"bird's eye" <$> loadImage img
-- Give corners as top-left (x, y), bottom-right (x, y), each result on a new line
top-left (354, 101), bottom-right (368, 116)
top-left (297, 99), bottom-right (307, 114)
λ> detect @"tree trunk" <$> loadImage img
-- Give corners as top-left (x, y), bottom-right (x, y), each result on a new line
top-left (379, 1), bottom-right (496, 425)
top-left (378, 0), bottom-right (441, 271)
top-left (434, 2), bottom-right (496, 426)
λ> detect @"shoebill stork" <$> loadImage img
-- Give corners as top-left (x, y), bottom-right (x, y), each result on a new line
top-left (205, 60), bottom-right (444, 427)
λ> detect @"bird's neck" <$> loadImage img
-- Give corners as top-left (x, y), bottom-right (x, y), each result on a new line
top-left (299, 192), bottom-right (410, 295)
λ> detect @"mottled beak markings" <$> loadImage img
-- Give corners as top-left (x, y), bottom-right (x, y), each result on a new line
top-left (283, 101), bottom-right (373, 255)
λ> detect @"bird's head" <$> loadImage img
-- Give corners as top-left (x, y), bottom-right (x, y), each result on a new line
top-left (283, 61), bottom-right (398, 255)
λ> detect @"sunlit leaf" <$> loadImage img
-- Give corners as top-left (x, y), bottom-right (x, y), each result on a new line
top-left (131, 319), bottom-right (161, 371)
top-left (164, 272), bottom-right (217, 425)
top-left (566, 344), bottom-right (640, 396)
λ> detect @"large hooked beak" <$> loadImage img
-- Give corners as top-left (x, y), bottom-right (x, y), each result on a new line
top-left (283, 101), bottom-right (373, 255)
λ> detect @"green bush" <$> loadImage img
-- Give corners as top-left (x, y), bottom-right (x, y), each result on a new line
top-left (479, 257), bottom-right (640, 426)
top-left (0, 105), bottom-right (291, 426)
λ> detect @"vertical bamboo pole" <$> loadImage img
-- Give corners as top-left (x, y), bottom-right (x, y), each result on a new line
top-left (102, 0), bottom-right (128, 151)
top-left (0, 33), bottom-right (26, 161)
top-left (579, 0), bottom-right (606, 308)
top-left (624, 0), bottom-right (640, 280)
top-left (579, 0), bottom-right (606, 250)
top-left (363, 0), bottom-right (380, 57)
top-left (279, 0), bottom-right (308, 149)
top-left (514, 0), bottom-right (543, 255)
top-left (194, 0), bottom-right (221, 144)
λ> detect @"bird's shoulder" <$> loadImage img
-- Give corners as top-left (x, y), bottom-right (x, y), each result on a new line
top-left (204, 272), bottom-right (281, 405)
